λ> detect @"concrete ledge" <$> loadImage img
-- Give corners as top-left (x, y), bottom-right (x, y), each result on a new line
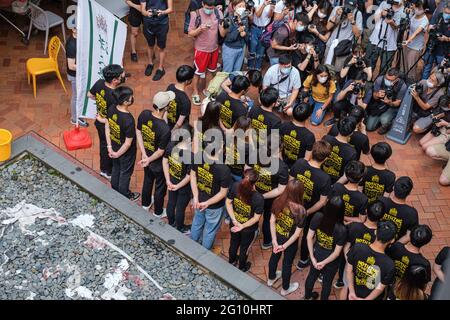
top-left (6, 132), bottom-right (284, 301)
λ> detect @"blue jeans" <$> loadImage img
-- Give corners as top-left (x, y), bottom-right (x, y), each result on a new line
top-left (190, 207), bottom-right (223, 250)
top-left (421, 51), bottom-right (444, 80)
top-left (366, 108), bottom-right (398, 131)
top-left (310, 97), bottom-right (326, 126)
top-left (222, 44), bottom-right (245, 73)
top-left (248, 26), bottom-right (266, 71)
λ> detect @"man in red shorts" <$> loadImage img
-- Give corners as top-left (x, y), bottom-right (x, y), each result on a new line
top-left (188, 0), bottom-right (226, 105)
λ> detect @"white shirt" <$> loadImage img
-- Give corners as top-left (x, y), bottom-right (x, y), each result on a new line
top-left (263, 64), bottom-right (301, 99)
top-left (369, 1), bottom-right (406, 51)
top-left (253, 0), bottom-right (273, 27)
top-left (326, 6), bottom-right (363, 46)
top-left (274, 0), bottom-right (302, 21)
top-left (407, 14), bottom-right (429, 51)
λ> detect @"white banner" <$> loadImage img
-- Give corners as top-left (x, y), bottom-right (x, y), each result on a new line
top-left (76, 0), bottom-right (127, 119)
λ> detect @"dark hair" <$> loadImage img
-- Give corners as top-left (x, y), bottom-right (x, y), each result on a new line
top-left (376, 221), bottom-right (397, 243)
top-left (203, 0), bottom-right (215, 6)
top-left (233, 116), bottom-right (251, 131)
top-left (387, 68), bottom-right (400, 78)
top-left (318, 0), bottom-right (332, 15)
top-left (311, 64), bottom-right (331, 88)
top-left (231, 75), bottom-right (250, 94)
top-left (345, 160), bottom-right (366, 184)
top-left (319, 196), bottom-right (345, 234)
top-left (247, 70), bottom-right (263, 89)
top-left (312, 140), bottom-right (332, 162)
top-left (279, 54), bottom-right (292, 65)
top-left (312, 0), bottom-right (332, 28)
top-left (200, 101), bottom-right (221, 132)
top-left (414, 0), bottom-right (424, 9)
top-left (294, 12), bottom-right (309, 25)
top-left (176, 65), bottom-right (195, 83)
top-left (292, 102), bottom-right (313, 122)
top-left (352, 44), bottom-right (365, 55)
top-left (237, 169), bottom-right (259, 204)
top-left (337, 116), bottom-right (357, 136)
top-left (395, 265), bottom-right (428, 300)
top-left (260, 87), bottom-right (279, 108)
top-left (393, 176), bottom-right (413, 199)
top-left (367, 201), bottom-right (385, 222)
top-left (349, 105), bottom-right (365, 124)
top-left (103, 64), bottom-right (124, 83)
top-left (370, 142), bottom-right (392, 164)
top-left (272, 179), bottom-right (306, 225)
top-left (112, 86), bottom-right (133, 105)
top-left (410, 225), bottom-right (432, 248)
top-left (354, 71), bottom-right (368, 82)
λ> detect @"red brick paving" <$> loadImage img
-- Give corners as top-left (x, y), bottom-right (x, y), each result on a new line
top-left (1, 0), bottom-right (449, 300)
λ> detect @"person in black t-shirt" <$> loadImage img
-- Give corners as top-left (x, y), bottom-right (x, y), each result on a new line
top-left (88, 64), bottom-right (125, 179)
top-left (248, 87), bottom-right (282, 143)
top-left (331, 160), bottom-right (368, 224)
top-left (66, 27), bottom-right (88, 128)
top-left (380, 177), bottom-right (419, 243)
top-left (386, 224), bottom-right (432, 299)
top-left (337, 200), bottom-right (386, 296)
top-left (361, 142), bottom-right (396, 204)
top-left (340, 44), bottom-right (372, 84)
top-left (190, 141), bottom-right (232, 250)
top-left (166, 65), bottom-right (194, 130)
top-left (289, 140), bottom-right (332, 269)
top-left (218, 75), bottom-right (250, 130)
top-left (431, 246), bottom-right (450, 300)
top-left (391, 264), bottom-right (429, 300)
top-left (304, 196), bottom-right (347, 300)
top-left (267, 180), bottom-right (307, 297)
top-left (225, 116), bottom-right (252, 182)
top-left (280, 102), bottom-right (315, 168)
top-left (322, 117), bottom-right (357, 184)
top-left (105, 86), bottom-right (140, 201)
top-left (137, 91), bottom-right (172, 217)
top-left (328, 105), bottom-right (370, 161)
top-left (126, 0), bottom-right (144, 62)
top-left (162, 123), bottom-right (193, 233)
top-left (226, 169), bottom-right (264, 272)
top-left (346, 221), bottom-right (396, 300)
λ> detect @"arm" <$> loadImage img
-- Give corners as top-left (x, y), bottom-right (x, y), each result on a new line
top-left (174, 115), bottom-right (187, 129)
top-left (262, 183), bottom-right (287, 199)
top-left (405, 26), bottom-right (425, 44)
top-left (142, 148), bottom-right (165, 166)
top-left (298, 54), bottom-right (313, 72)
top-left (306, 194), bottom-right (327, 215)
top-left (397, 230), bottom-right (411, 245)
top-left (190, 171), bottom-right (199, 208)
top-left (304, 150), bottom-right (312, 161)
top-left (136, 129), bottom-right (148, 160)
top-left (162, 157), bottom-right (172, 185)
top-left (221, 78), bottom-right (233, 95)
top-left (67, 58), bottom-right (76, 71)
top-left (113, 137), bottom-right (133, 158)
top-left (307, 4), bottom-right (318, 21)
top-left (321, 91), bottom-right (334, 110)
top-left (318, 245), bottom-right (344, 267)
top-left (307, 228), bottom-right (317, 265)
top-left (126, 0), bottom-right (141, 11)
top-left (160, 0), bottom-right (173, 15)
top-left (271, 39), bottom-right (297, 52)
top-left (336, 83), bottom-right (352, 102)
top-left (411, 90), bottom-right (432, 111)
top-left (270, 214), bottom-right (279, 248)
top-left (105, 120), bottom-right (113, 154)
top-left (226, 198), bottom-right (237, 222)
top-left (434, 263), bottom-right (445, 283)
top-left (344, 215), bottom-right (364, 224)
top-left (282, 227), bottom-right (303, 249)
top-left (241, 214), bottom-right (262, 229)
top-left (201, 187), bottom-right (228, 208)
top-left (362, 283), bottom-right (388, 300)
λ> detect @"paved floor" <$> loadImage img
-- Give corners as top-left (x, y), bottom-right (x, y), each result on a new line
top-left (1, 0), bottom-right (449, 300)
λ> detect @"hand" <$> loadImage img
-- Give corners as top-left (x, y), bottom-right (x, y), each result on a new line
top-left (282, 7), bottom-right (290, 16)
top-left (347, 12), bottom-right (355, 24)
top-left (410, 88), bottom-right (418, 98)
top-left (316, 261), bottom-right (326, 270)
top-left (309, 47), bottom-right (317, 57)
top-left (381, 9), bottom-right (388, 17)
top-left (197, 201), bottom-right (209, 211)
top-left (231, 223), bottom-right (243, 233)
top-left (402, 39), bottom-right (410, 47)
top-left (308, 24), bottom-right (318, 34)
top-left (336, 7), bottom-right (343, 16)
top-left (311, 257), bottom-right (319, 269)
top-left (199, 23), bottom-right (209, 31)
top-left (347, 82), bottom-right (355, 92)
top-left (359, 121), bottom-right (367, 132)
top-left (348, 292), bottom-right (359, 300)
top-left (382, 97), bottom-right (392, 105)
top-left (289, 43), bottom-right (299, 51)
top-left (378, 90), bottom-right (386, 99)
top-left (264, 0), bottom-right (271, 6)
top-left (315, 107), bottom-right (324, 120)
top-left (146, 10), bottom-right (154, 17)
top-left (108, 150), bottom-right (118, 158)
top-left (156, 9), bottom-right (163, 16)
top-left (349, 56), bottom-right (357, 65)
top-left (437, 120), bottom-right (449, 128)
top-left (238, 25), bottom-right (246, 33)
top-left (139, 157), bottom-right (150, 168)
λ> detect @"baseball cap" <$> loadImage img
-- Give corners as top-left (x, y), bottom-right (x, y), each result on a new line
top-left (153, 91), bottom-right (175, 110)
top-left (344, 0), bottom-right (356, 8)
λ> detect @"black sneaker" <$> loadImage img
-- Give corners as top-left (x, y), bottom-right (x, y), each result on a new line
top-left (144, 64), bottom-right (154, 76)
top-left (152, 68), bottom-right (165, 81)
top-left (180, 225), bottom-right (191, 235)
top-left (131, 52), bottom-right (138, 62)
top-left (304, 292), bottom-right (319, 300)
top-left (324, 118), bottom-right (336, 127)
top-left (334, 280), bottom-right (345, 289)
top-left (239, 261), bottom-right (252, 272)
top-left (128, 192), bottom-right (141, 202)
top-left (377, 124), bottom-right (391, 135)
top-left (296, 259), bottom-right (310, 270)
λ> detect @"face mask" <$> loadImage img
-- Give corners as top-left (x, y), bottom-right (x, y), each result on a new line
top-left (444, 13), bottom-right (450, 21)
top-left (306, 45), bottom-right (313, 52)
top-left (318, 76), bottom-right (328, 83)
top-left (318, 11), bottom-right (327, 19)
top-left (280, 66), bottom-right (292, 75)
top-left (296, 25), bottom-right (306, 32)
top-left (204, 8), bottom-right (213, 15)
top-left (119, 76), bottom-right (126, 84)
top-left (426, 80), bottom-right (435, 88)
top-left (235, 7), bottom-right (246, 16)
top-left (128, 97), bottom-right (134, 106)
top-left (414, 9), bottom-right (424, 16)
top-left (384, 78), bottom-right (393, 87)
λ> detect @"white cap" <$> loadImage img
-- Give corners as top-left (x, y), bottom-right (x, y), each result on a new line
top-left (153, 91), bottom-right (175, 110)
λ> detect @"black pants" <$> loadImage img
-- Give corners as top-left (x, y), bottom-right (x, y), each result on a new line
top-left (111, 149), bottom-right (136, 198)
top-left (332, 100), bottom-right (353, 120)
top-left (304, 252), bottom-right (340, 300)
top-left (262, 198), bottom-right (274, 245)
top-left (229, 227), bottom-right (258, 269)
top-left (337, 253), bottom-right (346, 283)
top-left (300, 214), bottom-right (314, 262)
top-left (166, 185), bottom-right (191, 229)
top-left (95, 120), bottom-right (112, 175)
top-left (142, 164), bottom-right (167, 214)
top-left (268, 240), bottom-right (298, 290)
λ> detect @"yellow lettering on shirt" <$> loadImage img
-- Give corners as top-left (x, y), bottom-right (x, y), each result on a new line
top-left (108, 115), bottom-right (121, 145)
top-left (233, 197), bottom-right (252, 224)
top-left (322, 148), bottom-right (343, 179)
top-left (220, 102), bottom-right (233, 129)
top-left (355, 259), bottom-right (380, 290)
top-left (95, 90), bottom-right (108, 118)
top-left (167, 99), bottom-right (178, 125)
top-left (276, 208), bottom-right (294, 238)
top-left (364, 180), bottom-right (385, 203)
top-left (283, 133), bottom-right (301, 162)
top-left (141, 121), bottom-right (156, 153)
top-left (168, 153), bottom-right (183, 181)
top-left (197, 165), bottom-right (213, 195)
top-left (254, 165), bottom-right (273, 193)
top-left (316, 229), bottom-right (333, 250)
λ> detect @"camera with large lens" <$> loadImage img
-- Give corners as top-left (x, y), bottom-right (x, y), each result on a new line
top-left (246, 0), bottom-right (255, 10)
top-left (343, 6), bottom-right (352, 15)
top-left (148, 8), bottom-right (159, 16)
top-left (355, 56), bottom-right (364, 68)
top-left (276, 99), bottom-right (288, 112)
top-left (386, 0), bottom-right (395, 5)
top-left (270, 0), bottom-right (277, 4)
top-left (352, 82), bottom-right (364, 95)
top-left (415, 83), bottom-right (424, 95)
top-left (430, 108), bottom-right (445, 136)
top-left (385, 86), bottom-right (394, 100)
top-left (385, 8), bottom-right (395, 20)
top-left (221, 17), bottom-right (232, 29)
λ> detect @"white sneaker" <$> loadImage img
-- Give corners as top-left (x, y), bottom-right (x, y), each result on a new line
top-left (267, 271), bottom-right (282, 287)
top-left (142, 205), bottom-right (151, 211)
top-left (280, 282), bottom-right (299, 296)
top-left (153, 209), bottom-right (167, 218)
top-left (100, 172), bottom-right (111, 180)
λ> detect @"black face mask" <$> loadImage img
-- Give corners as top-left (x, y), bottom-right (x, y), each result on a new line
top-left (128, 97), bottom-right (134, 106)
top-left (119, 76), bottom-right (126, 84)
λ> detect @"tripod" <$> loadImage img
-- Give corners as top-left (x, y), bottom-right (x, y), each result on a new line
top-left (381, 17), bottom-right (411, 78)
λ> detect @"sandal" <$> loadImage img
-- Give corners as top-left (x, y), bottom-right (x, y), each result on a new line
top-left (192, 94), bottom-right (201, 106)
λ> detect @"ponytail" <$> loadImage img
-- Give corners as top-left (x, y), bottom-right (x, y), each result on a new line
top-left (237, 169), bottom-right (258, 204)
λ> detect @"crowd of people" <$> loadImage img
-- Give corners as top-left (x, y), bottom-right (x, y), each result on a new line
top-left (64, 0), bottom-right (450, 299)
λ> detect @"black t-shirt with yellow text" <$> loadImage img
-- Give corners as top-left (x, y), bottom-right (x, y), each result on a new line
top-left (227, 182), bottom-right (264, 231)
top-left (89, 79), bottom-right (116, 119)
top-left (274, 206), bottom-right (305, 244)
top-left (163, 141), bottom-right (192, 185)
top-left (347, 222), bottom-right (377, 247)
top-left (248, 105), bottom-right (282, 140)
top-left (193, 162), bottom-right (231, 209)
top-left (166, 84), bottom-right (191, 130)
top-left (386, 242), bottom-right (431, 283)
top-left (217, 91), bottom-right (248, 130)
top-left (321, 135), bottom-right (357, 183)
top-left (251, 159), bottom-right (289, 195)
top-left (330, 183), bottom-right (368, 219)
top-left (361, 166), bottom-right (396, 204)
top-left (328, 124), bottom-right (370, 161)
top-left (225, 141), bottom-right (250, 177)
top-left (107, 105), bottom-right (136, 154)
top-left (379, 197), bottom-right (419, 241)
top-left (280, 122), bottom-right (315, 168)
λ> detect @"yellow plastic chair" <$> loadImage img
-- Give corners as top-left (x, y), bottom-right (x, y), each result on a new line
top-left (26, 36), bottom-right (67, 98)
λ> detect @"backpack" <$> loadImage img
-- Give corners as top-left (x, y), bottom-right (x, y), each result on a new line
top-left (260, 20), bottom-right (289, 48)
top-left (184, 0), bottom-right (202, 34)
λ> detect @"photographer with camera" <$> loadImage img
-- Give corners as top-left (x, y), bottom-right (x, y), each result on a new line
top-left (307, 0), bottom-right (333, 53)
top-left (262, 54), bottom-right (302, 115)
top-left (366, 68), bottom-right (408, 134)
top-left (420, 95), bottom-right (450, 148)
top-left (274, 0), bottom-right (311, 21)
top-left (412, 70), bottom-right (447, 133)
top-left (340, 44), bottom-right (373, 84)
top-left (221, 0), bottom-right (250, 72)
top-left (400, 0), bottom-right (429, 82)
top-left (140, 0), bottom-right (174, 81)
top-left (248, 0), bottom-right (276, 71)
top-left (324, 0), bottom-right (363, 71)
top-left (188, 0), bottom-right (226, 105)
top-left (421, 1), bottom-right (450, 80)
top-left (267, 12), bottom-right (310, 65)
top-left (292, 35), bottom-right (321, 81)
top-left (366, 0), bottom-right (406, 77)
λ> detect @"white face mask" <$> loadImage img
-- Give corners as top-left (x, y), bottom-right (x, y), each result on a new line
top-left (235, 7), bottom-right (246, 16)
top-left (426, 80), bottom-right (435, 88)
top-left (318, 76), bottom-right (328, 84)
top-left (296, 25), bottom-right (306, 32)
top-left (318, 11), bottom-right (327, 19)
top-left (414, 9), bottom-right (424, 16)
